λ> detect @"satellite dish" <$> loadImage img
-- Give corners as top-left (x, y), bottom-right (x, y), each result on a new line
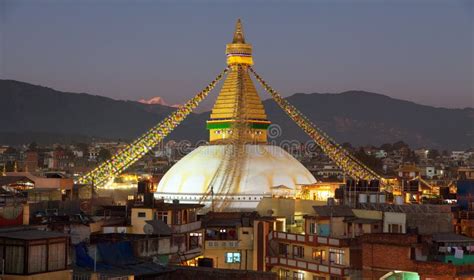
top-left (143, 223), bottom-right (154, 235)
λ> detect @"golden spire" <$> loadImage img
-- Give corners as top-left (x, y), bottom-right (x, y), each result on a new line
top-left (206, 19), bottom-right (271, 144)
top-left (232, 19), bottom-right (245, 43)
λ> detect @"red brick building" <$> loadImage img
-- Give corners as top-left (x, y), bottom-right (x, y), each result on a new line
top-left (362, 233), bottom-right (474, 279)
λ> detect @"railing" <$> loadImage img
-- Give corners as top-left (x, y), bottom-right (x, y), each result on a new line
top-left (205, 240), bottom-right (253, 249)
top-left (269, 231), bottom-right (350, 247)
top-left (265, 256), bottom-right (348, 276)
top-left (171, 221), bottom-right (202, 234)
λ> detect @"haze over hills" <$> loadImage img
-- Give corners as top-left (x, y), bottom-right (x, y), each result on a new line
top-left (0, 79), bottom-right (472, 149)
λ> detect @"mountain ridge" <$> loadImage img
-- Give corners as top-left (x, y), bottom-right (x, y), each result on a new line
top-left (0, 79), bottom-right (472, 149)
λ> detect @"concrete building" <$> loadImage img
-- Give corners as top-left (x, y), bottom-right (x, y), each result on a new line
top-left (200, 212), bottom-right (258, 270)
top-left (0, 228), bottom-right (71, 280)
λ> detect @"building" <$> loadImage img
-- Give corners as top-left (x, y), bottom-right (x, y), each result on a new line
top-left (264, 205), bottom-right (398, 279)
top-left (451, 151), bottom-right (473, 162)
top-left (200, 211), bottom-right (259, 270)
top-left (0, 228), bottom-right (71, 280)
top-left (457, 167), bottom-right (474, 180)
top-left (361, 233), bottom-right (474, 279)
top-left (155, 19), bottom-right (316, 211)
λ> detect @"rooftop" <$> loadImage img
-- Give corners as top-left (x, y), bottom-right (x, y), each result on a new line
top-left (432, 233), bottom-right (474, 243)
top-left (0, 176), bottom-right (34, 186)
top-left (0, 229), bottom-right (67, 240)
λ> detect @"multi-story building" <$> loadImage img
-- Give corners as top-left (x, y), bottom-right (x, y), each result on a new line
top-left (264, 205), bottom-right (398, 279)
top-left (200, 211), bottom-right (259, 270)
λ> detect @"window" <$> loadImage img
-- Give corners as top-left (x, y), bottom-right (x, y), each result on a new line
top-left (5, 245), bottom-right (24, 274)
top-left (137, 212), bottom-right (146, 218)
top-left (389, 224), bottom-right (401, 233)
top-left (189, 232), bottom-right (203, 249)
top-left (48, 242), bottom-right (66, 271)
top-left (279, 269), bottom-right (291, 280)
top-left (293, 245), bottom-right (304, 258)
top-left (293, 271), bottom-right (304, 280)
top-left (312, 249), bottom-right (325, 262)
top-left (225, 252), bottom-right (241, 263)
top-left (28, 245), bottom-right (47, 273)
top-left (313, 276), bottom-right (325, 280)
top-left (157, 211), bottom-right (168, 224)
top-left (279, 243), bottom-right (289, 256)
top-left (309, 222), bottom-right (317, 234)
top-left (329, 248), bottom-right (344, 265)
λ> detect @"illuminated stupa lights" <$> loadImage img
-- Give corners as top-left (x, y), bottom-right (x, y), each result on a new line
top-left (207, 19), bottom-right (270, 144)
top-left (155, 20), bottom-right (316, 210)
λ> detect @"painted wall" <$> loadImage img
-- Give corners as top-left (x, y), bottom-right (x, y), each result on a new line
top-left (131, 208), bottom-right (154, 234)
top-left (383, 212), bottom-right (406, 233)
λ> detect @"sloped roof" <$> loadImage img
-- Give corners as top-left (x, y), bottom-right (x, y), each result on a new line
top-left (432, 233), bottom-right (474, 243)
top-left (0, 176), bottom-right (34, 186)
top-left (145, 220), bottom-right (172, 236)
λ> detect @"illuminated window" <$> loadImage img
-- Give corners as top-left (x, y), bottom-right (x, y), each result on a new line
top-left (312, 249), bottom-right (325, 261)
top-left (225, 252), bottom-right (240, 263)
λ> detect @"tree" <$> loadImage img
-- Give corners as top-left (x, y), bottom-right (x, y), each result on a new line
top-left (354, 147), bottom-right (383, 172)
top-left (380, 143), bottom-right (393, 152)
top-left (404, 150), bottom-right (419, 164)
top-left (392, 141), bottom-right (409, 151)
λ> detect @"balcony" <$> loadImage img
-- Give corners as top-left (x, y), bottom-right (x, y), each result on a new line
top-left (269, 231), bottom-right (351, 247)
top-left (266, 256), bottom-right (349, 276)
top-left (171, 221), bottom-right (202, 234)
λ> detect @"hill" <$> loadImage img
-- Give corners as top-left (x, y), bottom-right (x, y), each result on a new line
top-left (0, 79), bottom-right (472, 149)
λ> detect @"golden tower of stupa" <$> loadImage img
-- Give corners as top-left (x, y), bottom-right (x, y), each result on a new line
top-left (206, 19), bottom-right (271, 143)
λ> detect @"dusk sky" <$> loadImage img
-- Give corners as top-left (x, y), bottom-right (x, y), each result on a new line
top-left (1, 0), bottom-right (473, 109)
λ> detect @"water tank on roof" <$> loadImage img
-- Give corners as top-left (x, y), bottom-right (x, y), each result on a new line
top-left (369, 194), bottom-right (377, 203)
top-left (379, 193), bottom-right (386, 204)
top-left (358, 193), bottom-right (368, 204)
